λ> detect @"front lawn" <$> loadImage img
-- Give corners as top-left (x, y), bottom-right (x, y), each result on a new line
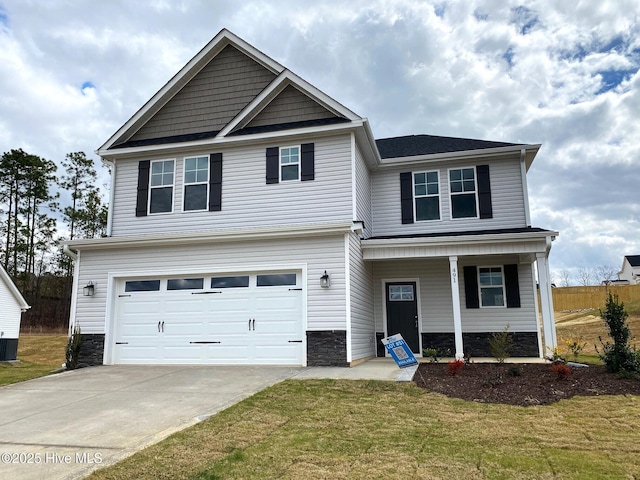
top-left (0, 334), bottom-right (67, 386)
top-left (88, 379), bottom-right (640, 479)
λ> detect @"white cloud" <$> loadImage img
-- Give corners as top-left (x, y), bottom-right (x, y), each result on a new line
top-left (0, 0), bottom-right (638, 275)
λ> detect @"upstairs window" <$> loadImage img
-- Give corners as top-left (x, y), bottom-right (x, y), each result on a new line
top-left (280, 146), bottom-right (300, 181)
top-left (183, 156), bottom-right (209, 211)
top-left (449, 167), bottom-right (477, 218)
top-left (413, 171), bottom-right (440, 221)
top-left (149, 160), bottom-right (174, 214)
top-left (479, 267), bottom-right (505, 307)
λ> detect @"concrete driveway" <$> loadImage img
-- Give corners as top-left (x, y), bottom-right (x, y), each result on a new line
top-left (0, 360), bottom-right (403, 480)
top-left (0, 365), bottom-right (304, 480)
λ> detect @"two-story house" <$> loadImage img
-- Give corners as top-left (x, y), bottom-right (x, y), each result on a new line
top-left (618, 255), bottom-right (640, 285)
top-left (63, 29), bottom-right (558, 367)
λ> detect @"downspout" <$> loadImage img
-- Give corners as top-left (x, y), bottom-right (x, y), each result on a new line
top-left (101, 157), bottom-right (116, 237)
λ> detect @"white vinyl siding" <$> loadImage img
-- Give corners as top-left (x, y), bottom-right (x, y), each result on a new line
top-left (354, 143), bottom-right (372, 238)
top-left (111, 134), bottom-right (353, 236)
top-left (372, 256), bottom-right (537, 334)
top-left (72, 235), bottom-right (347, 335)
top-left (370, 157), bottom-right (527, 236)
top-left (0, 279), bottom-right (22, 338)
top-left (348, 232), bottom-right (375, 361)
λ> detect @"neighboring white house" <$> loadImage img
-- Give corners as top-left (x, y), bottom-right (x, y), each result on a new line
top-left (63, 29), bottom-right (558, 367)
top-left (0, 265), bottom-right (30, 361)
top-left (618, 255), bottom-right (640, 285)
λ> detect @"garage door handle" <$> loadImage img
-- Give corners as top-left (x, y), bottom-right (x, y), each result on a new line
top-left (158, 322), bottom-right (161, 332)
top-left (288, 340), bottom-right (302, 343)
top-left (190, 341), bottom-right (221, 344)
top-left (192, 291), bottom-right (222, 295)
top-left (118, 294), bottom-right (131, 298)
top-left (249, 318), bottom-right (255, 331)
top-left (115, 342), bottom-right (129, 345)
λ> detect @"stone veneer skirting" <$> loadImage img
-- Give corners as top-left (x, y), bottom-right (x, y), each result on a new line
top-left (306, 330), bottom-right (348, 366)
top-left (76, 334), bottom-right (105, 368)
top-left (0, 338), bottom-right (19, 361)
top-left (421, 332), bottom-right (540, 357)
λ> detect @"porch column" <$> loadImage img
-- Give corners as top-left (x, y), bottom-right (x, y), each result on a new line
top-left (536, 252), bottom-right (557, 355)
top-left (449, 256), bottom-right (464, 359)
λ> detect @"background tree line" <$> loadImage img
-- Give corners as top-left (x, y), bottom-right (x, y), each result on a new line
top-left (0, 149), bottom-right (107, 331)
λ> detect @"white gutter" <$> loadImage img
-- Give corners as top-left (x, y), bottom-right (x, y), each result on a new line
top-left (362, 230), bottom-right (559, 248)
top-left (101, 157), bottom-right (116, 237)
top-left (97, 120), bottom-right (365, 159)
top-left (62, 244), bottom-right (78, 261)
top-left (63, 221), bottom-right (356, 250)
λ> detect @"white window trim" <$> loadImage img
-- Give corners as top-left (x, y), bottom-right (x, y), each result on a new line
top-left (279, 145), bottom-right (301, 182)
top-left (448, 166), bottom-right (479, 220)
top-left (478, 265), bottom-right (506, 308)
top-left (182, 155), bottom-right (209, 213)
top-left (148, 158), bottom-right (175, 215)
top-left (413, 170), bottom-right (441, 222)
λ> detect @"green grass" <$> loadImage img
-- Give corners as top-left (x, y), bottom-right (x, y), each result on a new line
top-left (0, 334), bottom-right (67, 386)
top-left (88, 379), bottom-right (640, 480)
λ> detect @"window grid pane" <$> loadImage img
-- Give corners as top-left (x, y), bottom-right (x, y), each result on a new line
top-left (389, 285), bottom-right (414, 301)
top-left (280, 147), bottom-right (300, 181)
top-left (479, 267), bottom-right (505, 307)
top-left (184, 156), bottom-right (209, 211)
top-left (414, 171), bottom-right (440, 221)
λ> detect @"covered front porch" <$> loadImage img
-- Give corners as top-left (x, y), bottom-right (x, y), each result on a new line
top-left (362, 228), bottom-right (558, 359)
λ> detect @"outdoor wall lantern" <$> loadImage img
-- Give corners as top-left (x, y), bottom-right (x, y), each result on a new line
top-left (320, 271), bottom-right (331, 288)
top-left (83, 281), bottom-right (95, 297)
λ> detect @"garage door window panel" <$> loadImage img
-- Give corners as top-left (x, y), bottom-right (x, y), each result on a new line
top-left (167, 278), bottom-right (204, 290)
top-left (125, 280), bottom-right (161, 292)
top-left (211, 276), bottom-right (250, 288)
top-left (257, 273), bottom-right (297, 287)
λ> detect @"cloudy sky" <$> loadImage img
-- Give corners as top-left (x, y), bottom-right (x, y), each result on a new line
top-left (0, 0), bottom-right (638, 284)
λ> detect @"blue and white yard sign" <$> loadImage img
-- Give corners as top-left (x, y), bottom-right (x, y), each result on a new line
top-left (381, 334), bottom-right (418, 368)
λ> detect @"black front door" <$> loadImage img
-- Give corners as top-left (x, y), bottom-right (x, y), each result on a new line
top-left (385, 282), bottom-right (419, 354)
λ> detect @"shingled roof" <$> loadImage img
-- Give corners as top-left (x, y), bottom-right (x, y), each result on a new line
top-left (375, 134), bottom-right (521, 159)
top-left (625, 255), bottom-right (640, 267)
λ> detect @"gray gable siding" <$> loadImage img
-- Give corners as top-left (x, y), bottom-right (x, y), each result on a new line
top-left (111, 134), bottom-right (353, 237)
top-left (370, 156), bottom-right (527, 237)
top-left (129, 45), bottom-right (277, 142)
top-left (244, 85), bottom-right (339, 129)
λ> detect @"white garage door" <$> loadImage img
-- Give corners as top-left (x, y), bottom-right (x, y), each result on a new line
top-left (112, 272), bottom-right (304, 365)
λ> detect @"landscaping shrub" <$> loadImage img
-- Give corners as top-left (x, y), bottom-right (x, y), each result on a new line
top-left (423, 347), bottom-right (449, 363)
top-left (65, 324), bottom-right (82, 370)
top-left (489, 324), bottom-right (513, 363)
top-left (597, 293), bottom-right (640, 376)
top-left (508, 365), bottom-right (522, 377)
top-left (565, 338), bottom-right (587, 362)
top-left (445, 359), bottom-right (464, 376)
top-left (550, 363), bottom-right (571, 381)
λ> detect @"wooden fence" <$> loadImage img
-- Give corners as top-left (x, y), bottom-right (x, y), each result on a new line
top-left (551, 284), bottom-right (640, 311)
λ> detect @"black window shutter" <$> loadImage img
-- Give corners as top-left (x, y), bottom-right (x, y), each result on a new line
top-left (477, 164), bottom-right (493, 219)
top-left (504, 264), bottom-right (521, 308)
top-left (301, 143), bottom-right (315, 181)
top-left (463, 266), bottom-right (479, 309)
top-left (400, 172), bottom-right (414, 224)
top-left (266, 147), bottom-right (279, 184)
top-left (209, 153), bottom-right (223, 212)
top-left (135, 160), bottom-right (150, 217)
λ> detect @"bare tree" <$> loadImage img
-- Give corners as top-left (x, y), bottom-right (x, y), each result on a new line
top-left (559, 269), bottom-right (571, 287)
top-left (577, 267), bottom-right (593, 286)
top-left (596, 265), bottom-right (617, 285)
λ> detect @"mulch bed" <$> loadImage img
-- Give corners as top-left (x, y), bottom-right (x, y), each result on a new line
top-left (412, 362), bottom-right (640, 406)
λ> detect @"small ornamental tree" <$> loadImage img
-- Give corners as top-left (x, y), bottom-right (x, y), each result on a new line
top-left (597, 293), bottom-right (640, 376)
top-left (489, 324), bottom-right (513, 363)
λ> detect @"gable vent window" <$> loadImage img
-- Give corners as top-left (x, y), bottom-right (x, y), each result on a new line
top-left (183, 156), bottom-right (209, 211)
top-left (149, 160), bottom-right (174, 214)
